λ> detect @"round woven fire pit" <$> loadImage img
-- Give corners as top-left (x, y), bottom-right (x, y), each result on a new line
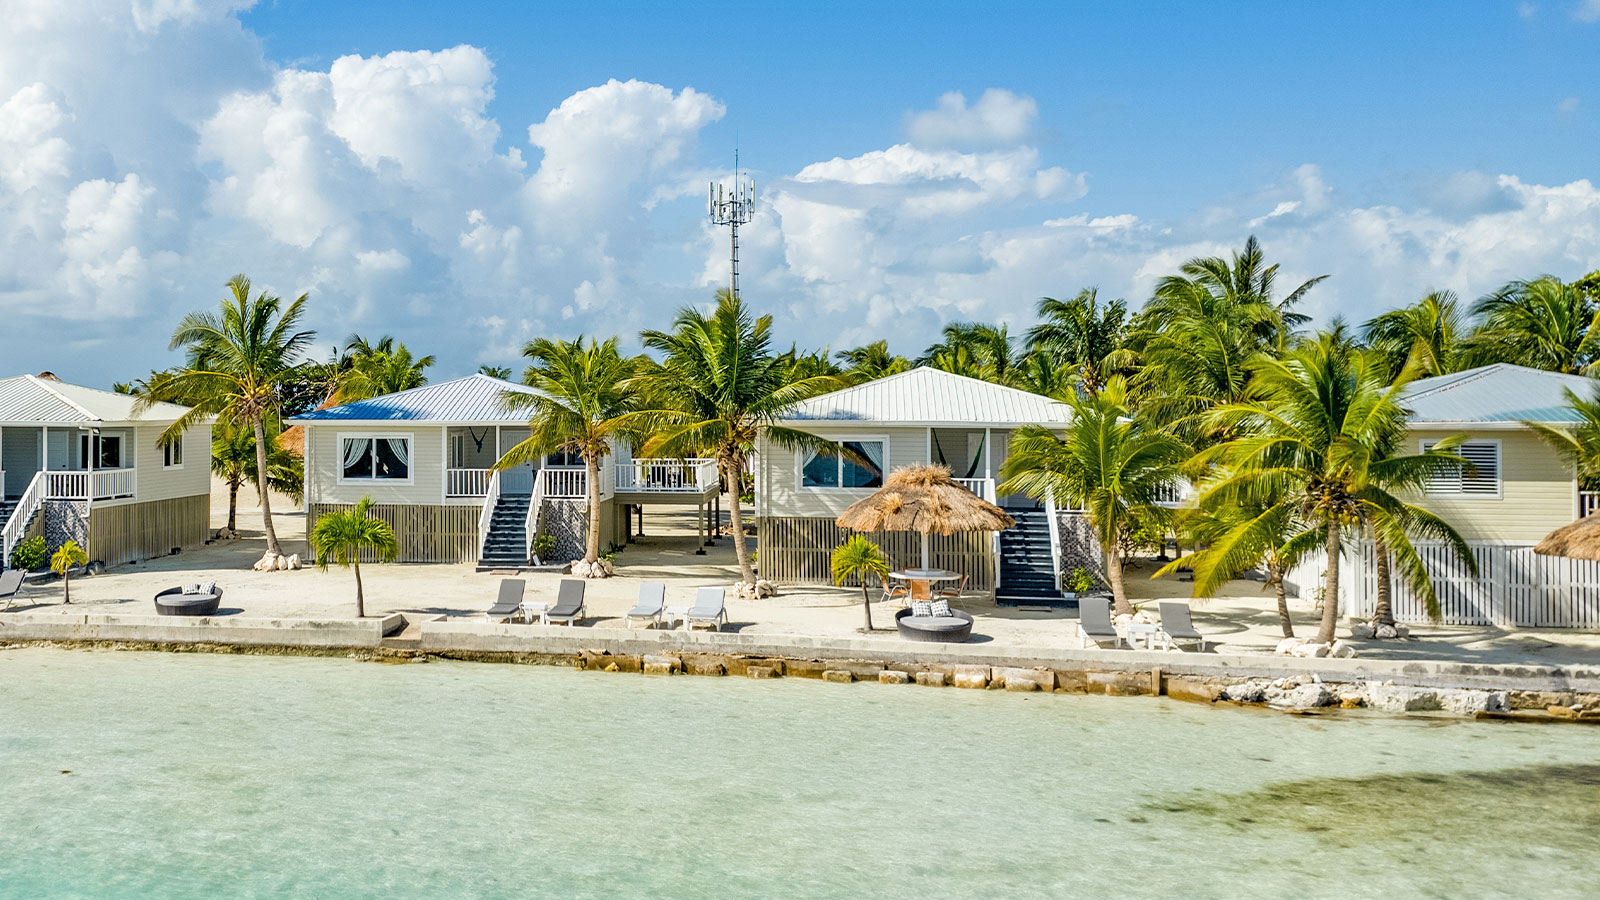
top-left (894, 607), bottom-right (974, 643)
top-left (154, 587), bottom-right (222, 617)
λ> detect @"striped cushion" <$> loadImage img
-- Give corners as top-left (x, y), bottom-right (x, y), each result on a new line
top-left (929, 598), bottom-right (951, 617)
top-left (911, 600), bottom-right (933, 617)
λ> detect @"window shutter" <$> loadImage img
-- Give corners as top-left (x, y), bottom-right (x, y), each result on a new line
top-left (1458, 442), bottom-right (1499, 494)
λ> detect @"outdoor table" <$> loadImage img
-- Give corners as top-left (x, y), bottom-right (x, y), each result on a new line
top-left (889, 568), bottom-right (962, 601)
top-left (664, 604), bottom-right (693, 630)
top-left (1123, 622), bottom-right (1171, 651)
top-left (520, 599), bottom-right (550, 624)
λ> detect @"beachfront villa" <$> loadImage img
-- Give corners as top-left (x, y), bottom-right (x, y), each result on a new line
top-left (293, 373), bottom-right (722, 567)
top-left (754, 367), bottom-right (1076, 603)
top-left (0, 374), bottom-right (211, 568)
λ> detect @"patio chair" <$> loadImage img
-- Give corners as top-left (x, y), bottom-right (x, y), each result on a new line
top-left (626, 582), bottom-right (666, 629)
top-left (545, 579), bottom-right (587, 626)
top-left (880, 578), bottom-right (910, 606)
top-left (936, 573), bottom-right (968, 601)
top-left (685, 586), bottom-right (727, 632)
top-left (1158, 601), bottom-right (1209, 652)
top-left (1076, 595), bottom-right (1121, 649)
top-left (485, 579), bottom-right (526, 622)
top-left (0, 570), bottom-right (26, 611)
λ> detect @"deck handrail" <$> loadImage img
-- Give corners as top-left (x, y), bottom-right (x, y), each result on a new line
top-left (92, 467), bottom-right (135, 500)
top-left (542, 467), bottom-right (587, 499)
top-left (614, 458), bottom-right (718, 493)
top-left (1583, 490), bottom-right (1600, 518)
top-left (447, 468), bottom-right (494, 498)
top-left (477, 469), bottom-right (501, 560)
top-left (525, 475), bottom-right (545, 564)
top-left (953, 477), bottom-right (996, 503)
top-left (1045, 496), bottom-right (1063, 594)
top-left (2, 471), bottom-right (47, 565)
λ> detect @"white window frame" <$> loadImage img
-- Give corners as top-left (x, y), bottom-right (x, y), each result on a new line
top-left (1419, 438), bottom-right (1502, 499)
top-left (337, 432), bottom-right (416, 486)
top-left (162, 434), bottom-right (184, 470)
top-left (796, 434), bottom-right (889, 491)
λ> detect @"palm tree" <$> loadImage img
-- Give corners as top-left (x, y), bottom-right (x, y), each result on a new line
top-left (212, 419), bottom-right (303, 533)
top-left (332, 335), bottom-right (434, 403)
top-left (831, 535), bottom-right (891, 631)
top-left (1202, 336), bottom-right (1476, 644)
top-left (1464, 276), bottom-right (1600, 374)
top-left (496, 336), bottom-right (639, 568)
top-left (1025, 288), bottom-right (1132, 394)
top-left (835, 340), bottom-right (911, 382)
top-left (1160, 489), bottom-right (1323, 637)
top-left (310, 496), bottom-right (397, 618)
top-left (780, 345), bottom-right (843, 381)
top-left (920, 322), bottom-right (1022, 386)
top-left (143, 275), bottom-right (314, 562)
top-left (1524, 384), bottom-right (1600, 490)
top-left (630, 291), bottom-right (846, 587)
top-left (478, 365), bottom-right (513, 380)
top-left (999, 378), bottom-right (1189, 615)
top-left (1362, 290), bottom-right (1466, 379)
top-left (51, 541), bottom-right (88, 604)
top-left (1143, 235), bottom-right (1323, 344)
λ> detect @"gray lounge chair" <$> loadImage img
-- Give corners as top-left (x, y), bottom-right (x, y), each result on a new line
top-left (545, 579), bottom-right (587, 626)
top-left (486, 579), bottom-right (526, 622)
top-left (0, 570), bottom-right (26, 611)
top-left (626, 582), bottom-right (666, 629)
top-left (1158, 601), bottom-right (1208, 652)
top-left (1076, 595), bottom-right (1121, 648)
top-left (685, 586), bottom-right (726, 632)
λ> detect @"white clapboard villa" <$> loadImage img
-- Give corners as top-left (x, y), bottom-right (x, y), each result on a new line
top-left (755, 367), bottom-right (1074, 602)
top-left (0, 374), bottom-right (211, 568)
top-left (1303, 363), bottom-right (1600, 628)
top-left (293, 374), bottom-right (722, 567)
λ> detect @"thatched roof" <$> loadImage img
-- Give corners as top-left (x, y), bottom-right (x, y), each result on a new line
top-left (1534, 516), bottom-right (1600, 560)
top-left (835, 465), bottom-right (1016, 535)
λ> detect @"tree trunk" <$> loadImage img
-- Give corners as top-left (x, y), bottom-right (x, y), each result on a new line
top-left (1269, 563), bottom-right (1294, 638)
top-left (353, 559), bottom-right (365, 618)
top-left (861, 583), bottom-right (874, 631)
top-left (1372, 539), bottom-right (1394, 628)
top-left (1315, 520), bottom-right (1342, 645)
top-left (584, 453), bottom-right (602, 564)
top-left (62, 572), bottom-right (71, 604)
top-left (1105, 547), bottom-right (1133, 616)
top-left (227, 478), bottom-right (240, 532)
top-left (253, 417), bottom-right (283, 558)
top-left (725, 455), bottom-right (756, 586)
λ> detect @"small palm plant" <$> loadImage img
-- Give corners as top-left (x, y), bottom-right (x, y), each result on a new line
top-left (51, 541), bottom-right (88, 604)
top-left (831, 535), bottom-right (891, 632)
top-left (310, 496), bottom-right (397, 618)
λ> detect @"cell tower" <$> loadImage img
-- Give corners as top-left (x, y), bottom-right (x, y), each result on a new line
top-left (708, 151), bottom-right (755, 297)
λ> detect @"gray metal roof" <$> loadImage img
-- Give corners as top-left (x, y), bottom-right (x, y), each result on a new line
top-left (0, 375), bottom-right (189, 425)
top-left (1401, 363), bottom-right (1596, 425)
top-left (291, 373), bottom-right (541, 424)
top-left (780, 367), bottom-right (1072, 426)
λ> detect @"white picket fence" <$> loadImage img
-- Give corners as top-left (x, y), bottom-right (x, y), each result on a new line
top-left (1287, 540), bottom-right (1600, 630)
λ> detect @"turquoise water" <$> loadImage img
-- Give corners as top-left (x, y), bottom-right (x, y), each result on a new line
top-left (0, 649), bottom-right (1595, 899)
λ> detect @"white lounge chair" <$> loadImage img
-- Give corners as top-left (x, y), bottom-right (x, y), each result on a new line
top-left (626, 583), bottom-right (666, 629)
top-left (685, 587), bottom-right (727, 632)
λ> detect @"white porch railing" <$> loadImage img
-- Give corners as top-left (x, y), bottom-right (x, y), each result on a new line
top-left (447, 468), bottom-right (494, 498)
top-left (477, 469), bottom-right (501, 561)
top-left (1154, 479), bottom-right (1191, 508)
top-left (46, 471), bottom-right (87, 499)
top-left (1045, 496), bottom-right (1063, 593)
top-left (542, 467), bottom-right (587, 499)
top-left (93, 468), bottom-right (135, 500)
top-left (954, 477), bottom-right (997, 503)
top-left (1583, 490), bottom-right (1600, 518)
top-left (39, 469), bottom-right (135, 501)
top-left (525, 474), bottom-right (545, 564)
top-left (2, 471), bottom-right (47, 565)
top-left (614, 458), bottom-right (718, 494)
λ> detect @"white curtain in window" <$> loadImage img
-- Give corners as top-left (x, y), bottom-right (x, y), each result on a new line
top-left (384, 437), bottom-right (410, 468)
top-left (857, 441), bottom-right (885, 473)
top-left (342, 438), bottom-right (369, 469)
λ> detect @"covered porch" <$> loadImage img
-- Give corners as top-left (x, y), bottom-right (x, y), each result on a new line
top-left (1, 425), bottom-right (137, 503)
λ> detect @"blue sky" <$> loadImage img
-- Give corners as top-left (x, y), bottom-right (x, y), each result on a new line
top-left (1, 1), bottom-right (1597, 385)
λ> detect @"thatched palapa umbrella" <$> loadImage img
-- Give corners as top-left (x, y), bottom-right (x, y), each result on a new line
top-left (1533, 515), bottom-right (1600, 560)
top-left (836, 464), bottom-right (1016, 570)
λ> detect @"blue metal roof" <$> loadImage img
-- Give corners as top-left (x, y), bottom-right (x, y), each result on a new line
top-left (291, 374), bottom-right (541, 423)
top-left (1401, 363), bottom-right (1595, 424)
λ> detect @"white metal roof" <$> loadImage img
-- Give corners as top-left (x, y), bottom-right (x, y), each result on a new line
top-left (779, 367), bottom-right (1072, 427)
top-left (291, 373), bottom-right (541, 424)
top-left (1401, 363), bottom-right (1596, 426)
top-left (0, 375), bottom-right (190, 426)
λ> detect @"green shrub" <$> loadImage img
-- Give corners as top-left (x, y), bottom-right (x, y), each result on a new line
top-left (530, 533), bottom-right (556, 561)
top-left (10, 535), bottom-right (46, 571)
top-left (1063, 566), bottom-right (1100, 594)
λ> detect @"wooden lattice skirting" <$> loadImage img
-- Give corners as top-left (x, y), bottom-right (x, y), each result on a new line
top-left (309, 503), bottom-right (480, 563)
top-left (89, 495), bottom-right (210, 567)
top-left (757, 516), bottom-right (995, 590)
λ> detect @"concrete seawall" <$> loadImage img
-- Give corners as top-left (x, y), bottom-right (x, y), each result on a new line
top-left (4, 613), bottom-right (1599, 708)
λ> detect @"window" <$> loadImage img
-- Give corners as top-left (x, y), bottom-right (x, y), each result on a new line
top-left (801, 440), bottom-right (885, 489)
top-left (1421, 439), bottom-right (1501, 496)
top-left (341, 436), bottom-right (412, 481)
top-left (545, 449), bottom-right (583, 467)
top-left (163, 438), bottom-right (183, 469)
top-left (80, 433), bottom-right (124, 469)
